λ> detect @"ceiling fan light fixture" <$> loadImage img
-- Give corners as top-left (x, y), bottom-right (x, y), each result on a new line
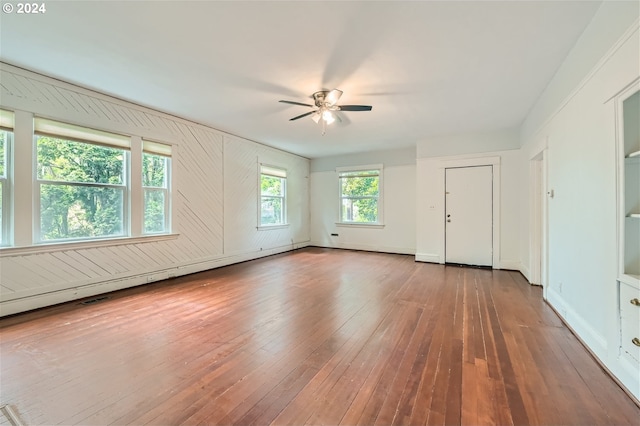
top-left (322, 110), bottom-right (335, 125)
top-left (324, 89), bottom-right (343, 106)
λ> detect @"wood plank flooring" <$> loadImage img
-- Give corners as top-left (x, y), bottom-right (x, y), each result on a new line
top-left (1, 247), bottom-right (638, 425)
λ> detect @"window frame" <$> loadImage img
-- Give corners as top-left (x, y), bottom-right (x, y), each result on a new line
top-left (34, 132), bottom-right (130, 243)
top-left (336, 164), bottom-right (384, 227)
top-left (142, 139), bottom-right (172, 235)
top-left (0, 112), bottom-right (14, 247)
top-left (258, 164), bottom-right (288, 229)
top-left (0, 111), bottom-right (177, 254)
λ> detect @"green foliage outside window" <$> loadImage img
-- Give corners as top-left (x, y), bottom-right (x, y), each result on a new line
top-left (143, 153), bottom-right (168, 233)
top-left (340, 171), bottom-right (379, 223)
top-left (261, 174), bottom-right (285, 225)
top-left (0, 132), bottom-right (5, 243)
top-left (0, 131), bottom-right (5, 177)
top-left (37, 136), bottom-right (125, 240)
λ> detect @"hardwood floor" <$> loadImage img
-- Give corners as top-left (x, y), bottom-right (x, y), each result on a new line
top-left (1, 247), bottom-right (638, 425)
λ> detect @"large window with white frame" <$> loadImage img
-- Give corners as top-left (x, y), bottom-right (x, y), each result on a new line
top-left (0, 109), bottom-right (14, 246)
top-left (338, 165), bottom-right (383, 225)
top-left (142, 140), bottom-right (171, 234)
top-left (260, 165), bottom-right (287, 226)
top-left (35, 118), bottom-right (130, 242)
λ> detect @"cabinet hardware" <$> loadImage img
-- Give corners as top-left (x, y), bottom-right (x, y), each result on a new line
top-left (632, 338), bottom-right (640, 347)
top-left (631, 298), bottom-right (640, 306)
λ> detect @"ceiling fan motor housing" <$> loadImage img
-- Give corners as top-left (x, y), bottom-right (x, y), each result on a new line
top-left (313, 91), bottom-right (332, 108)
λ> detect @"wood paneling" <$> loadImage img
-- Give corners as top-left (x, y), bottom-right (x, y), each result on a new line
top-left (0, 64), bottom-right (309, 314)
top-left (1, 248), bottom-right (637, 425)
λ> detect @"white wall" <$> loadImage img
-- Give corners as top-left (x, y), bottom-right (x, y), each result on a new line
top-left (310, 148), bottom-right (416, 254)
top-left (519, 2), bottom-right (640, 399)
top-left (415, 132), bottom-right (523, 270)
top-left (0, 64), bottom-right (310, 316)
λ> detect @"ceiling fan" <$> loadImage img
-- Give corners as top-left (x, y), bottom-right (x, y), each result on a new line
top-left (279, 89), bottom-right (372, 134)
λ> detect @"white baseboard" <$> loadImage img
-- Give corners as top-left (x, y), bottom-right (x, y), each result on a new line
top-left (547, 287), bottom-right (639, 402)
top-left (310, 241), bottom-right (415, 255)
top-left (415, 252), bottom-right (441, 263)
top-left (498, 259), bottom-right (521, 271)
top-left (519, 264), bottom-right (531, 282)
top-left (0, 241), bottom-right (310, 317)
top-left (546, 287), bottom-right (608, 357)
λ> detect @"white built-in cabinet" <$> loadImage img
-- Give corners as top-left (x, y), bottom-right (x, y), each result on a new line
top-left (617, 82), bottom-right (640, 367)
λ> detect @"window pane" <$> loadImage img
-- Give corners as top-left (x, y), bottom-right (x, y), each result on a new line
top-left (261, 175), bottom-right (283, 196)
top-left (0, 131), bottom-right (5, 177)
top-left (341, 176), bottom-right (379, 197)
top-left (341, 198), bottom-right (378, 223)
top-left (0, 181), bottom-right (3, 242)
top-left (40, 184), bottom-right (124, 240)
top-left (37, 136), bottom-right (124, 184)
top-left (261, 197), bottom-right (283, 225)
top-left (144, 189), bottom-right (166, 233)
top-left (143, 153), bottom-right (167, 188)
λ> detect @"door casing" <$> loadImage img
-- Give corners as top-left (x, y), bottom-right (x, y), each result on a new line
top-left (437, 156), bottom-right (501, 268)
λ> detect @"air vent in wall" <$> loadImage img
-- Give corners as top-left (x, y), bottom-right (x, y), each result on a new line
top-left (79, 296), bottom-right (110, 305)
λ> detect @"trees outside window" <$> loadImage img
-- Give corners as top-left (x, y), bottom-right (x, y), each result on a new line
top-left (0, 115), bottom-right (173, 247)
top-left (338, 166), bottom-right (382, 224)
top-left (260, 165), bottom-right (286, 226)
top-left (0, 130), bottom-right (11, 245)
top-left (37, 136), bottom-right (126, 241)
top-left (142, 140), bottom-right (171, 234)
top-left (0, 109), bottom-right (13, 246)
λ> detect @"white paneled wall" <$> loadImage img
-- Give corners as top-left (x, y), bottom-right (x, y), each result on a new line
top-left (223, 135), bottom-right (310, 256)
top-left (310, 160), bottom-right (416, 255)
top-left (519, 11), bottom-right (639, 399)
top-left (0, 64), bottom-right (309, 316)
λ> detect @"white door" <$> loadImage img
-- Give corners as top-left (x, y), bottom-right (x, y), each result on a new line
top-left (445, 166), bottom-right (493, 266)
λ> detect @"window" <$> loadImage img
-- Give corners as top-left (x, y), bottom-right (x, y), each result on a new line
top-left (260, 165), bottom-right (286, 226)
top-left (0, 109), bottom-right (13, 246)
top-left (143, 140), bottom-right (171, 234)
top-left (35, 118), bottom-right (129, 242)
top-left (338, 165), bottom-right (383, 224)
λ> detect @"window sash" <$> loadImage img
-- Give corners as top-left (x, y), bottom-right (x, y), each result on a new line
top-left (340, 197), bottom-right (379, 223)
top-left (337, 166), bottom-right (382, 224)
top-left (143, 153), bottom-right (169, 189)
top-left (36, 135), bottom-right (126, 185)
top-left (260, 194), bottom-right (285, 225)
top-left (143, 187), bottom-right (169, 234)
top-left (0, 131), bottom-right (12, 246)
top-left (37, 182), bottom-right (126, 242)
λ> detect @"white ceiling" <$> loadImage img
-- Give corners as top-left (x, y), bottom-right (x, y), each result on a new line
top-left (0, 1), bottom-right (602, 158)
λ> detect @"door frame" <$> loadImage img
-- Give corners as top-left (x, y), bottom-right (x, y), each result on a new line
top-left (529, 148), bottom-right (549, 298)
top-left (437, 156), bottom-right (501, 268)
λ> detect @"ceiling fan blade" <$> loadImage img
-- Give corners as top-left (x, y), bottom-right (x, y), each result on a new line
top-left (325, 89), bottom-right (343, 106)
top-left (289, 110), bottom-right (317, 121)
top-left (337, 105), bottom-right (373, 111)
top-left (279, 100), bottom-right (314, 107)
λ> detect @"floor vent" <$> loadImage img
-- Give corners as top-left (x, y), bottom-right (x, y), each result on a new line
top-left (0, 404), bottom-right (25, 426)
top-left (79, 295), bottom-right (110, 305)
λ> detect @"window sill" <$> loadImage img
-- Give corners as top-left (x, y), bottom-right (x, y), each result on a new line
top-left (257, 224), bottom-right (290, 231)
top-left (0, 233), bottom-right (180, 257)
top-left (335, 222), bottom-right (385, 229)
